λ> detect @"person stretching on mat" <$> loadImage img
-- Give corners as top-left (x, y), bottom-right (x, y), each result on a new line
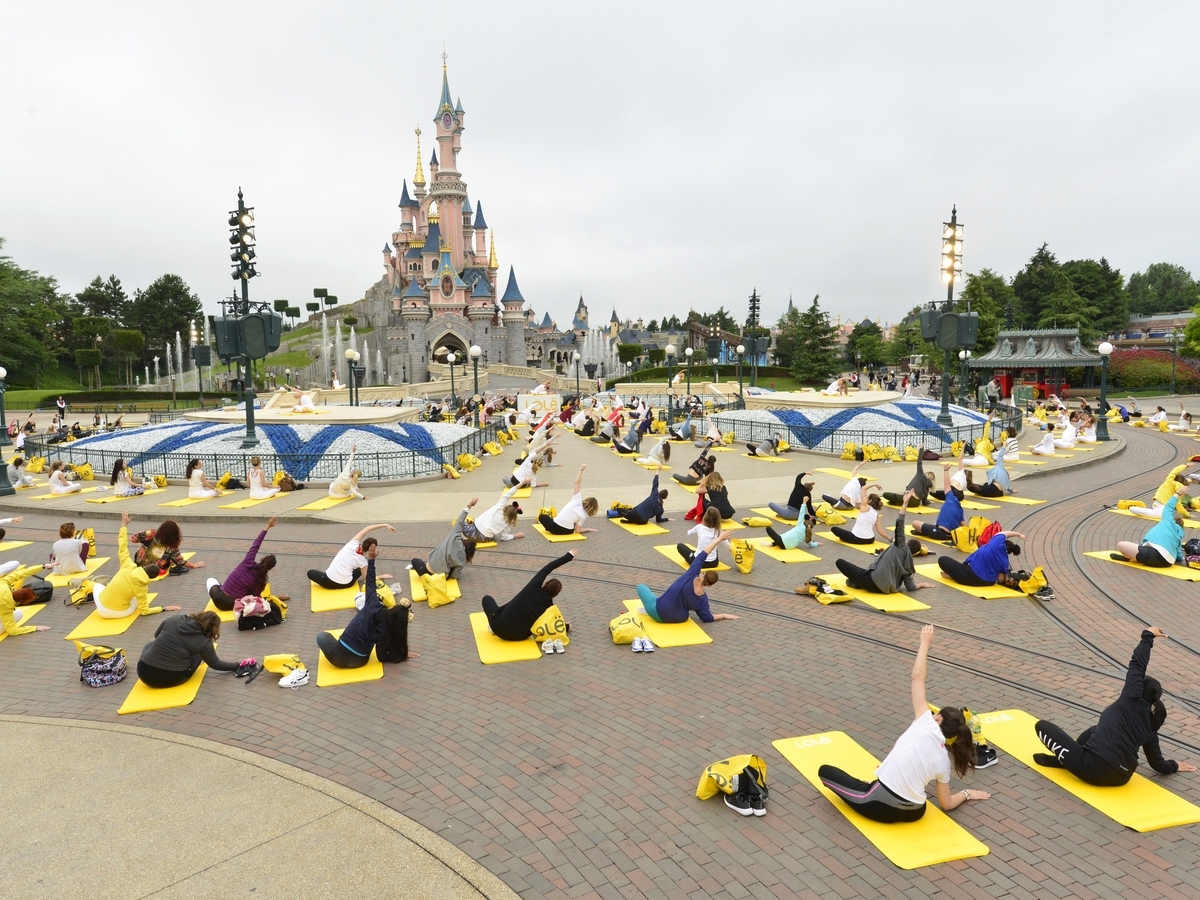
top-left (700, 471), bottom-right (736, 521)
top-left (1034, 627), bottom-right (1196, 783)
top-left (48, 522), bottom-right (88, 576)
top-left (770, 471), bottom-right (818, 522)
top-left (821, 463), bottom-right (867, 510)
top-left (6, 457), bottom-right (35, 489)
top-left (619, 469), bottom-right (670, 525)
top-left (882, 450), bottom-right (934, 510)
top-left (1113, 486), bottom-right (1188, 568)
top-left (504, 441), bottom-right (555, 488)
top-left (538, 465), bottom-right (599, 535)
top-left (1030, 425), bottom-right (1058, 456)
top-left (636, 530), bottom-right (740, 624)
top-left (673, 440), bottom-right (716, 486)
top-left (909, 465), bottom-right (965, 541)
top-left (247, 456), bottom-right (280, 500)
top-left (819, 625), bottom-right (988, 822)
top-left (1126, 465), bottom-right (1193, 520)
top-left (185, 460), bottom-right (221, 499)
top-left (636, 436), bottom-right (671, 467)
top-left (936, 530), bottom-right (1027, 587)
top-left (1168, 401), bottom-right (1193, 432)
top-left (746, 434), bottom-right (782, 457)
top-left (833, 492), bottom-right (935, 594)
top-left (412, 502), bottom-right (478, 581)
top-left (131, 520), bottom-right (205, 573)
top-left (965, 455), bottom-right (1012, 498)
top-left (830, 487), bottom-right (890, 545)
top-left (465, 483), bottom-right (527, 542)
top-left (679, 507), bottom-right (729, 568)
top-left (93, 512), bottom-right (183, 619)
top-left (110, 459), bottom-right (145, 496)
top-left (482, 550), bottom-right (577, 641)
top-left (317, 543), bottom-right (412, 668)
top-left (329, 444), bottom-right (365, 500)
top-left (612, 418), bottom-right (642, 454)
top-left (307, 523), bottom-right (395, 589)
top-left (47, 461), bottom-right (82, 494)
top-left (0, 564), bottom-right (50, 636)
top-left (207, 517), bottom-right (290, 611)
top-left (136, 610), bottom-right (240, 688)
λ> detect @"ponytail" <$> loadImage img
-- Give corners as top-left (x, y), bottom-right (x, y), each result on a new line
top-left (938, 706), bottom-right (976, 777)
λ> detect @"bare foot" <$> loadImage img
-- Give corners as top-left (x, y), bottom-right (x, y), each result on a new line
top-left (381, 573), bottom-right (394, 581)
top-left (191, 562), bottom-right (207, 569)
top-left (408, 651), bottom-right (420, 659)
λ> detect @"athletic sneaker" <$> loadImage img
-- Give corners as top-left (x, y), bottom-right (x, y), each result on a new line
top-left (724, 778), bottom-right (754, 817)
top-left (1034, 586), bottom-right (1056, 602)
top-left (641, 638), bottom-right (655, 652)
top-left (747, 782), bottom-right (766, 816)
top-left (551, 639), bottom-right (565, 654)
top-left (632, 637), bottom-right (645, 652)
top-left (279, 668), bottom-right (309, 689)
top-left (541, 640), bottom-right (556, 655)
top-left (976, 745), bottom-right (999, 769)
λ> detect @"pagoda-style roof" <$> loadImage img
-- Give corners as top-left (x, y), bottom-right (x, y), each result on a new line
top-left (968, 329), bottom-right (1103, 369)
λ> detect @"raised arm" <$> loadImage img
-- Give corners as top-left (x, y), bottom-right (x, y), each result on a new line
top-left (942, 463), bottom-right (953, 494)
top-left (350, 523), bottom-right (396, 543)
top-left (244, 519), bottom-right (275, 564)
top-left (526, 550), bottom-right (576, 591)
top-left (340, 444), bottom-right (358, 477)
top-left (573, 464), bottom-right (586, 494)
top-left (911, 624), bottom-right (933, 720)
top-left (1122, 628), bottom-right (1162, 701)
top-left (895, 495), bottom-right (912, 546)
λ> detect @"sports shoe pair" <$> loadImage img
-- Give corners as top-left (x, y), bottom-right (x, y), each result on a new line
top-left (631, 636), bottom-right (656, 652)
top-left (976, 744), bottom-right (999, 769)
top-left (723, 771), bottom-right (767, 817)
top-left (279, 667), bottom-right (309, 689)
top-left (541, 639), bottom-right (565, 654)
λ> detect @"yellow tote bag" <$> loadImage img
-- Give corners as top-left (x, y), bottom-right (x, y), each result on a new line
top-left (531, 604), bottom-right (569, 645)
top-left (421, 573), bottom-right (454, 609)
top-left (696, 754), bottom-right (768, 799)
top-left (731, 539), bottom-right (755, 574)
top-left (608, 610), bottom-right (647, 645)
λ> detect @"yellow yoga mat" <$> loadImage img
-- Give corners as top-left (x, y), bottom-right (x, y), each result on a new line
top-left (611, 518), bottom-right (669, 536)
top-left (310, 583), bottom-right (360, 613)
top-left (881, 503), bottom-right (939, 515)
top-left (672, 481), bottom-right (700, 493)
top-left (741, 453), bottom-right (790, 463)
top-left (218, 494), bottom-right (280, 510)
top-left (0, 603), bottom-right (45, 642)
top-left (119, 663), bottom-right (208, 715)
top-left (0, 540), bottom-right (32, 552)
top-left (632, 459), bottom-right (671, 470)
top-left (469, 611), bottom-right (543, 664)
top-left (512, 486), bottom-right (533, 499)
top-left (1082, 551), bottom-right (1200, 581)
top-left (296, 494), bottom-right (353, 511)
top-left (720, 518), bottom-right (745, 530)
top-left (64, 595), bottom-right (158, 641)
top-left (1110, 508), bottom-right (1200, 530)
top-left (86, 488), bottom-right (167, 504)
top-left (621, 599), bottom-right (712, 647)
top-left (532, 522), bottom-right (587, 543)
top-left (914, 563), bottom-right (1024, 600)
top-left (653, 544), bottom-right (730, 572)
top-left (751, 507), bottom-right (797, 524)
top-left (990, 495), bottom-right (1047, 505)
top-left (958, 499), bottom-right (1001, 511)
top-left (203, 599), bottom-right (235, 623)
top-left (408, 569), bottom-right (463, 602)
top-left (755, 539), bottom-right (819, 564)
top-left (150, 552), bottom-right (195, 581)
top-left (1025, 448), bottom-right (1073, 458)
top-left (475, 541), bottom-right (498, 550)
top-left (976, 709), bottom-right (1200, 832)
top-left (30, 487), bottom-right (99, 500)
top-left (45, 557), bottom-right (110, 587)
top-left (815, 468), bottom-right (878, 482)
top-left (316, 628), bottom-right (383, 686)
top-left (1007, 459), bottom-right (1048, 466)
top-left (158, 492), bottom-right (227, 507)
top-left (817, 572), bottom-right (931, 613)
top-left (772, 731), bottom-right (988, 869)
top-left (816, 531), bottom-right (890, 554)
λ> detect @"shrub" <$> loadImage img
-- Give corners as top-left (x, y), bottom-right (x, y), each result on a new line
top-left (1108, 349), bottom-right (1200, 389)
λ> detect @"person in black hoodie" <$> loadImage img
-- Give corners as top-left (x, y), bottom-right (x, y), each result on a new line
top-left (882, 449), bottom-right (935, 510)
top-left (482, 551), bottom-right (576, 641)
top-left (136, 611), bottom-right (240, 688)
top-left (317, 544), bottom-right (406, 668)
top-left (1033, 628), bottom-right (1197, 784)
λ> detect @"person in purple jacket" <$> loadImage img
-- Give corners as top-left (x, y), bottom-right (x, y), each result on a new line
top-left (206, 516), bottom-right (290, 610)
top-left (635, 529), bottom-right (740, 624)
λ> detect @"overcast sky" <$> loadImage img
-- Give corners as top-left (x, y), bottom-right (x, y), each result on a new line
top-left (4, 2), bottom-right (1199, 332)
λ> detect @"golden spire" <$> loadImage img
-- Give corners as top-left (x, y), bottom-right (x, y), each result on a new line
top-left (413, 126), bottom-right (426, 186)
top-left (428, 199), bottom-right (439, 222)
top-left (488, 230), bottom-right (497, 269)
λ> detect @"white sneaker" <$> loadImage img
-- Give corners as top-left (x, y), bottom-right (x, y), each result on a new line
top-left (641, 638), bottom-right (656, 652)
top-left (279, 668), bottom-right (309, 689)
top-left (632, 637), bottom-right (645, 652)
top-left (541, 639), bottom-right (556, 655)
top-left (552, 639), bottom-right (565, 654)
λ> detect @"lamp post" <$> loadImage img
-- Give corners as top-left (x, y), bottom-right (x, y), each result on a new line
top-left (1097, 341), bottom-right (1113, 441)
top-left (1170, 330), bottom-right (1180, 395)
top-left (711, 357), bottom-right (719, 386)
top-left (345, 349), bottom-right (363, 406)
top-left (958, 350), bottom-right (971, 406)
top-left (446, 352), bottom-right (457, 406)
top-left (936, 207), bottom-right (964, 426)
top-left (665, 343), bottom-right (677, 396)
top-left (469, 344), bottom-right (481, 426)
top-left (684, 346), bottom-right (693, 396)
top-left (0, 366), bottom-right (9, 448)
top-left (573, 351), bottom-right (581, 397)
top-left (736, 344), bottom-right (746, 409)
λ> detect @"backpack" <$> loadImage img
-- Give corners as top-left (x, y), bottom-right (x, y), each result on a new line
top-left (1184, 538), bottom-right (1200, 558)
top-left (236, 598), bottom-right (285, 631)
top-left (278, 475), bottom-right (296, 492)
top-left (79, 644), bottom-right (128, 687)
top-left (977, 521), bottom-right (1003, 546)
top-left (376, 602), bottom-right (412, 662)
top-left (19, 576), bottom-right (53, 606)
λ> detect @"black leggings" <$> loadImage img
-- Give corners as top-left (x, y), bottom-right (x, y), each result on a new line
top-left (1035, 720), bottom-right (1130, 786)
top-left (968, 482), bottom-right (1003, 498)
top-left (677, 543), bottom-right (719, 569)
top-left (937, 555), bottom-right (992, 587)
top-left (306, 567), bottom-right (361, 590)
top-left (137, 656), bottom-right (200, 689)
top-left (574, 421), bottom-right (595, 436)
top-left (1136, 544), bottom-right (1172, 567)
top-left (915, 523), bottom-right (952, 541)
top-left (673, 473), bottom-right (701, 486)
top-left (620, 509), bottom-right (649, 526)
top-left (612, 440), bottom-right (637, 455)
top-left (821, 494), bottom-right (854, 510)
top-left (830, 526), bottom-right (874, 545)
top-left (317, 631), bottom-right (369, 669)
top-left (538, 513), bottom-right (575, 536)
top-left (835, 558), bottom-right (882, 592)
top-left (817, 765), bottom-right (926, 823)
top-left (208, 584), bottom-right (237, 611)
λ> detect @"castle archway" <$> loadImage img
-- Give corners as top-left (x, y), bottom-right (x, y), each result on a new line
top-left (431, 334), bottom-right (469, 363)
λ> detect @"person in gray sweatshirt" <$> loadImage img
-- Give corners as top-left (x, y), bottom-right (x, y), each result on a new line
top-left (833, 491), bottom-right (936, 594)
top-left (411, 500), bottom-right (478, 581)
top-left (136, 611), bottom-right (240, 688)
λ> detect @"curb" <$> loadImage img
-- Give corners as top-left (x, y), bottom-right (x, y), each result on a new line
top-left (1010, 434), bottom-right (1127, 480)
top-left (0, 713), bottom-right (520, 900)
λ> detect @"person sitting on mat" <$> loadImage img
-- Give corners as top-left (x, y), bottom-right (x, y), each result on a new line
top-left (482, 550), bottom-right (577, 641)
top-left (185, 459), bottom-right (221, 499)
top-left (673, 440), bottom-right (716, 486)
top-left (248, 456), bottom-right (281, 500)
top-left (538, 465), bottom-right (599, 536)
top-left (765, 496), bottom-right (821, 551)
top-left (136, 610), bottom-right (241, 688)
top-left (1, 563), bottom-right (50, 637)
top-left (6, 456), bottom-right (35, 489)
top-left (612, 418), bottom-right (642, 454)
top-left (317, 543), bottom-right (413, 667)
top-left (636, 436), bottom-right (671, 467)
top-left (618, 469), bottom-right (670, 525)
top-left (679, 507), bottom-right (729, 569)
top-left (131, 519), bottom-right (205, 574)
top-left (694, 418), bottom-right (723, 447)
top-left (307, 523), bottom-right (395, 589)
top-left (412, 502), bottom-right (478, 581)
top-left (465, 483), bottom-right (527, 542)
top-left (700, 471), bottom-right (736, 521)
top-left (1112, 486), bottom-right (1187, 568)
top-left (936, 529), bottom-right (1027, 587)
top-left (207, 516), bottom-right (290, 611)
top-left (1031, 424), bottom-right (1058, 456)
top-left (1168, 400), bottom-right (1193, 432)
top-left (909, 464), bottom-right (965, 541)
top-left (830, 486), bottom-right (890, 545)
top-left (1148, 405), bottom-right (1168, 425)
top-left (329, 444), bottom-right (365, 500)
top-left (1126, 464), bottom-right (1192, 520)
top-left (635, 530), bottom-right (741, 625)
top-left (574, 409), bottom-right (598, 437)
top-left (819, 625), bottom-right (989, 822)
top-left (1034, 627), bottom-right (1196, 783)
top-left (882, 450), bottom-right (934, 510)
top-left (668, 413), bottom-right (695, 441)
top-left (504, 442), bottom-right (555, 488)
top-left (821, 463), bottom-right (867, 510)
top-left (770, 471), bottom-right (818, 522)
top-left (746, 434), bottom-right (782, 457)
top-left (48, 522), bottom-right (88, 576)
top-left (47, 461), bottom-right (82, 494)
top-left (833, 492), bottom-right (935, 594)
top-left (967, 446), bottom-right (1015, 497)
top-left (110, 459), bottom-right (145, 497)
top-left (93, 512), bottom-right (183, 620)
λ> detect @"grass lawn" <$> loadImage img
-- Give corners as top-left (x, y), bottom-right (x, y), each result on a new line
top-left (262, 350), bottom-right (319, 369)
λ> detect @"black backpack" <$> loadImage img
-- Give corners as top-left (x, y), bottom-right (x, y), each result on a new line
top-left (376, 605), bottom-right (411, 663)
top-left (21, 576), bottom-right (54, 606)
top-left (237, 600), bottom-right (285, 631)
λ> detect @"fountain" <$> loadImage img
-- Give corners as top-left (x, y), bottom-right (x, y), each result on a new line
top-left (144, 366), bottom-right (149, 385)
top-left (334, 321), bottom-right (345, 386)
top-left (376, 349), bottom-right (384, 389)
top-left (153, 356), bottom-right (160, 384)
top-left (175, 332), bottom-right (184, 391)
top-left (361, 336), bottom-right (371, 387)
top-left (320, 314), bottom-right (330, 386)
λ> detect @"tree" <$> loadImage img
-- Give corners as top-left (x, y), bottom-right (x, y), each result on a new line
top-left (76, 274), bottom-right (128, 320)
top-left (74, 315), bottom-right (111, 389)
top-left (772, 304), bottom-right (802, 369)
top-left (1127, 263), bottom-right (1200, 316)
top-left (287, 306), bottom-right (301, 327)
top-left (844, 319), bottom-right (883, 367)
top-left (958, 268), bottom-right (1012, 354)
top-left (695, 306), bottom-right (736, 333)
top-left (112, 329), bottom-right (145, 386)
top-left (306, 302), bottom-right (320, 314)
top-left (647, 347), bottom-right (665, 364)
top-left (1038, 273), bottom-right (1101, 343)
top-left (343, 316), bottom-right (358, 327)
top-left (1061, 258), bottom-right (1128, 338)
top-left (855, 333), bottom-right (886, 367)
top-left (617, 343), bottom-right (643, 365)
top-left (124, 274), bottom-right (203, 365)
top-left (0, 238), bottom-right (63, 386)
top-left (789, 295), bottom-right (841, 383)
top-left (646, 319), bottom-right (659, 332)
top-left (1011, 243), bottom-right (1060, 328)
top-left (74, 349), bottom-right (103, 389)
top-left (885, 312), bottom-right (926, 366)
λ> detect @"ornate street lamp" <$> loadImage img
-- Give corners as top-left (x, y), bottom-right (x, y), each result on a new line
top-left (446, 352), bottom-right (457, 406)
top-left (711, 356), bottom-right (720, 387)
top-left (1097, 341), bottom-right (1113, 441)
top-left (469, 344), bottom-right (482, 426)
top-left (684, 346), bottom-right (693, 396)
top-left (736, 344), bottom-right (746, 409)
top-left (0, 366), bottom-right (10, 448)
top-left (937, 207), bottom-right (964, 426)
top-left (665, 343), bottom-right (677, 399)
top-left (958, 349), bottom-right (971, 406)
top-left (573, 351), bottom-right (581, 397)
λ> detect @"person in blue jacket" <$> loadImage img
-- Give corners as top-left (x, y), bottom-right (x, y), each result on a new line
top-left (936, 529), bottom-right (1027, 587)
top-left (1113, 486), bottom-right (1188, 567)
top-left (635, 530), bottom-right (740, 624)
top-left (909, 464), bottom-right (965, 541)
top-left (317, 543), bottom-right (408, 668)
top-left (617, 468), bottom-right (671, 526)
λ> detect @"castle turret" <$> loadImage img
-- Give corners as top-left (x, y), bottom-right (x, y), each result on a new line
top-left (467, 276), bottom-right (494, 359)
top-left (473, 203), bottom-right (488, 257)
top-left (500, 265), bottom-right (527, 366)
top-left (413, 128), bottom-right (427, 208)
top-left (461, 197), bottom-right (474, 261)
top-left (398, 180), bottom-right (417, 232)
top-left (400, 276), bottom-right (431, 382)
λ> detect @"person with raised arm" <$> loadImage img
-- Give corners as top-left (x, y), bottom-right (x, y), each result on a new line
top-left (538, 465), bottom-right (599, 535)
top-left (635, 530), bottom-right (741, 625)
top-left (306, 523), bottom-right (395, 589)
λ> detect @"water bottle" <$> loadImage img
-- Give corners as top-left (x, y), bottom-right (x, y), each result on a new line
top-left (965, 708), bottom-right (982, 742)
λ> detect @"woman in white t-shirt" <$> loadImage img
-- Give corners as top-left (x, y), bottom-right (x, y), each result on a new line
top-left (1030, 425), bottom-right (1058, 456)
top-left (821, 463), bottom-right (867, 510)
top-left (537, 465), bottom-right (598, 536)
top-left (247, 456), bottom-right (280, 500)
top-left (819, 625), bottom-right (990, 822)
top-left (829, 488), bottom-right (889, 545)
top-left (680, 506), bottom-right (729, 568)
top-left (48, 462), bottom-right (82, 494)
top-left (110, 459), bottom-right (145, 496)
top-left (306, 523), bottom-right (395, 590)
top-left (185, 460), bottom-right (220, 498)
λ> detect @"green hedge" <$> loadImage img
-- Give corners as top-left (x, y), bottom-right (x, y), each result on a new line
top-left (623, 364), bottom-right (792, 383)
top-left (7, 390), bottom-right (237, 410)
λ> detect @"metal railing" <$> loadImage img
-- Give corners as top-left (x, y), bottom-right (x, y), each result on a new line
top-left (21, 423), bottom-right (501, 483)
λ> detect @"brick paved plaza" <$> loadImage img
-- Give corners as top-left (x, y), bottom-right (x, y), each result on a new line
top-left (3, 426), bottom-right (1200, 899)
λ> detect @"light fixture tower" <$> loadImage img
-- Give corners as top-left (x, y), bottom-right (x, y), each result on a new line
top-left (684, 346), bottom-right (693, 396)
top-left (1097, 341), bottom-right (1113, 441)
top-left (736, 344), bottom-right (746, 409)
top-left (470, 344), bottom-right (482, 426)
top-left (936, 206), bottom-right (964, 426)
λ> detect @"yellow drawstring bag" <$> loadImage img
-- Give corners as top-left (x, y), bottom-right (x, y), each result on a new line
top-left (538, 506), bottom-right (557, 518)
top-left (608, 609), bottom-right (649, 645)
top-left (443, 464), bottom-right (461, 479)
top-left (882, 445), bottom-right (901, 461)
top-left (482, 441), bottom-right (503, 456)
top-left (152, 474), bottom-right (168, 488)
top-left (651, 419), bottom-right (667, 434)
top-left (263, 653), bottom-right (305, 675)
top-left (531, 604), bottom-right (569, 646)
top-left (75, 527), bottom-right (97, 557)
top-left (420, 573), bottom-right (454, 609)
top-left (1159, 420), bottom-right (1170, 432)
top-left (731, 539), bottom-right (755, 573)
top-left (272, 469), bottom-right (287, 486)
top-left (73, 463), bottom-right (95, 481)
top-left (697, 754), bottom-right (768, 800)
top-left (457, 453), bottom-right (482, 471)
top-left (24, 457), bottom-right (46, 474)
top-left (721, 431), bottom-right (735, 445)
top-left (740, 516), bottom-right (772, 528)
top-left (496, 430), bottom-right (512, 445)
top-left (950, 440), bottom-right (965, 457)
top-left (215, 471), bottom-right (233, 489)
top-left (904, 445), bottom-right (919, 462)
top-left (840, 442), bottom-right (859, 461)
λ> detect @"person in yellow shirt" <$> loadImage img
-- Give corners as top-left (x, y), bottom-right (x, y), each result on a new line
top-left (1127, 465), bottom-right (1193, 521)
top-left (92, 511), bottom-right (182, 619)
top-left (0, 561), bottom-right (51, 636)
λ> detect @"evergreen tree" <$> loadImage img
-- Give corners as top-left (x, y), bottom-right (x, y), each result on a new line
top-left (1038, 273), bottom-right (1101, 343)
top-left (790, 295), bottom-right (841, 383)
top-left (76, 274), bottom-right (128, 319)
top-left (0, 238), bottom-right (64, 386)
top-left (1011, 244), bottom-right (1060, 328)
top-left (772, 304), bottom-right (802, 370)
top-left (957, 268), bottom-right (1011, 354)
top-left (124, 274), bottom-right (203, 365)
top-left (885, 310), bottom-right (926, 366)
top-left (1127, 263), bottom-right (1200, 316)
top-left (844, 319), bottom-right (883, 366)
top-left (1061, 258), bottom-right (1128, 338)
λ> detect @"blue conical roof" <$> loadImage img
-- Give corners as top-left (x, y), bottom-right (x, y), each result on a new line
top-left (500, 266), bottom-right (525, 304)
top-left (382, 242), bottom-right (391, 253)
top-left (424, 220), bottom-right (441, 252)
top-left (462, 197), bottom-right (472, 216)
top-left (540, 312), bottom-right (553, 328)
top-left (435, 65), bottom-right (454, 118)
top-left (398, 180), bottom-right (418, 209)
top-left (470, 277), bottom-right (492, 298)
top-left (392, 282), bottom-right (402, 296)
top-left (455, 96), bottom-right (464, 114)
top-left (429, 147), bottom-right (438, 165)
top-left (473, 202), bottom-right (488, 230)
top-left (403, 278), bottom-right (426, 298)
